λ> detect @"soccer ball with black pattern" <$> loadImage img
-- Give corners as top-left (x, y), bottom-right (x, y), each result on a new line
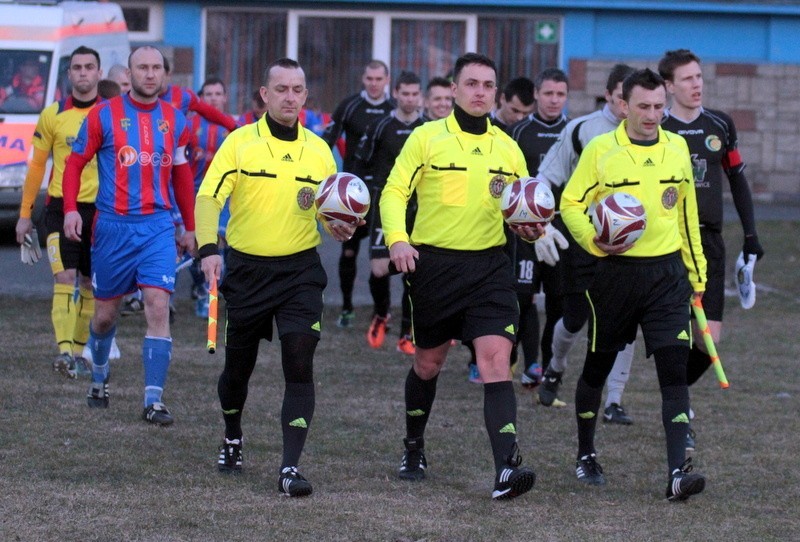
top-left (500, 177), bottom-right (555, 228)
top-left (592, 192), bottom-right (647, 246)
top-left (315, 172), bottom-right (371, 228)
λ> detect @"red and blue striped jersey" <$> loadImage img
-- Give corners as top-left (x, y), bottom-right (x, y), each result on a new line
top-left (189, 114), bottom-right (229, 190)
top-left (161, 84), bottom-right (237, 132)
top-left (236, 110), bottom-right (260, 126)
top-left (71, 94), bottom-right (190, 216)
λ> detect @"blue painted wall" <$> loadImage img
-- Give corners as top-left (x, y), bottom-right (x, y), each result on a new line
top-left (158, 1), bottom-right (800, 85)
top-left (163, 3), bottom-right (204, 78)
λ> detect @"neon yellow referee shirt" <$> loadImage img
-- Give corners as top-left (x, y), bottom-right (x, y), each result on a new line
top-left (561, 122), bottom-right (707, 291)
top-left (195, 115), bottom-right (336, 257)
top-left (381, 113), bottom-right (528, 251)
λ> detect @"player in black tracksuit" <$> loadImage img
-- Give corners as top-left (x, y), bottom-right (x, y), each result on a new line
top-left (507, 67), bottom-right (570, 386)
top-left (659, 49), bottom-right (764, 449)
top-left (322, 60), bottom-right (395, 328)
top-left (353, 71), bottom-right (426, 352)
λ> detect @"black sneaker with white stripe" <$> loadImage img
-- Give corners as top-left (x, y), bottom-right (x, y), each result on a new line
top-left (576, 453), bottom-right (606, 486)
top-left (218, 438), bottom-right (243, 473)
top-left (142, 402), bottom-right (174, 426)
top-left (538, 369), bottom-right (563, 407)
top-left (492, 443), bottom-right (536, 500)
top-left (399, 437), bottom-right (427, 481)
top-left (666, 458), bottom-right (705, 501)
top-left (87, 378), bottom-right (109, 408)
top-left (279, 466), bottom-right (312, 497)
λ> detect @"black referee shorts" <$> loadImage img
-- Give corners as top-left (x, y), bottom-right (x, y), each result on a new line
top-left (408, 245), bottom-right (518, 349)
top-left (587, 252), bottom-right (693, 357)
top-left (697, 228), bottom-right (725, 321)
top-left (45, 197), bottom-right (95, 277)
top-left (221, 248), bottom-right (327, 346)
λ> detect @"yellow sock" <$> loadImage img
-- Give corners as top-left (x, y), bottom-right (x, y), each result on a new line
top-left (73, 286), bottom-right (95, 357)
top-left (52, 283), bottom-right (76, 355)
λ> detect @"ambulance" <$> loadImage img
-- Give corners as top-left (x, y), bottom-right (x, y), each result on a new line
top-left (0, 0), bottom-right (129, 232)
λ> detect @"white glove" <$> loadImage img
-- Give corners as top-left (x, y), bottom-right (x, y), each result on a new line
top-left (534, 223), bottom-right (569, 267)
top-left (734, 251), bottom-right (756, 309)
top-left (20, 229), bottom-right (42, 265)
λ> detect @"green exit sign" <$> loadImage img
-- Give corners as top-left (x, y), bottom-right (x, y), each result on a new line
top-left (536, 21), bottom-right (558, 44)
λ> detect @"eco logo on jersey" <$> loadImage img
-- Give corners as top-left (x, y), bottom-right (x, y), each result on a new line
top-left (297, 186), bottom-right (314, 210)
top-left (118, 144), bottom-right (173, 167)
top-left (705, 134), bottom-right (722, 152)
top-left (661, 186), bottom-right (679, 209)
top-left (488, 174), bottom-right (506, 198)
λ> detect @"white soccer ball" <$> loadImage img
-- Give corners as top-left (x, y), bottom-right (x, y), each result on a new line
top-left (315, 172), bottom-right (370, 227)
top-left (592, 192), bottom-right (647, 246)
top-left (500, 177), bottom-right (555, 227)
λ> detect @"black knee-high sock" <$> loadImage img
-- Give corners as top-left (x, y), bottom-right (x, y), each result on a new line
top-left (686, 345), bottom-right (712, 386)
top-left (575, 376), bottom-right (603, 458)
top-left (281, 382), bottom-right (315, 469)
top-left (540, 289), bottom-right (562, 370)
top-left (218, 342), bottom-right (260, 440)
top-left (405, 368), bottom-right (438, 438)
top-left (660, 384), bottom-right (689, 474)
top-left (369, 273), bottom-right (391, 317)
top-left (280, 333), bottom-right (317, 468)
top-left (575, 350), bottom-right (616, 457)
top-left (654, 345), bottom-right (691, 475)
top-left (483, 381), bottom-right (518, 472)
top-left (339, 244), bottom-right (359, 311)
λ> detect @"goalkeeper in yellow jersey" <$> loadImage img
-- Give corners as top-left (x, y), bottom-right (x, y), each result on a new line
top-left (16, 46), bottom-right (103, 378)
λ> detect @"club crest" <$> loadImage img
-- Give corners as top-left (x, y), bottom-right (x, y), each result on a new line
top-left (157, 119), bottom-right (170, 134)
top-left (705, 135), bottom-right (722, 152)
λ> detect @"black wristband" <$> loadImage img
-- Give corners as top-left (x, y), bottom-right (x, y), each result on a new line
top-left (198, 243), bottom-right (219, 259)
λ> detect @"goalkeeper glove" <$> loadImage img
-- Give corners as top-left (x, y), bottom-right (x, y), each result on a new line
top-left (534, 224), bottom-right (569, 267)
top-left (743, 234), bottom-right (764, 261)
top-left (20, 229), bottom-right (42, 265)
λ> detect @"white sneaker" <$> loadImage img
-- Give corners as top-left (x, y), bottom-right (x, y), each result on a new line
top-left (109, 337), bottom-right (121, 360)
top-left (82, 337), bottom-right (121, 362)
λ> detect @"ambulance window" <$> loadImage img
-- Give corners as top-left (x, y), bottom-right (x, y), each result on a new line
top-left (0, 50), bottom-right (52, 114)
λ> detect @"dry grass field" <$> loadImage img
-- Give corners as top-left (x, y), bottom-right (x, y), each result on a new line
top-left (1, 220), bottom-right (798, 541)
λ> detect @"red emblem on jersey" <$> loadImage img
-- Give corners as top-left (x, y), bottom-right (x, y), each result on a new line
top-left (118, 145), bottom-right (138, 167)
top-left (157, 119), bottom-right (170, 134)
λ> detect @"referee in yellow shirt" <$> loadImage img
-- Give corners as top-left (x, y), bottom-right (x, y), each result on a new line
top-left (561, 69), bottom-right (707, 501)
top-left (381, 53), bottom-right (540, 500)
top-left (16, 46), bottom-right (103, 378)
top-left (196, 58), bottom-right (355, 497)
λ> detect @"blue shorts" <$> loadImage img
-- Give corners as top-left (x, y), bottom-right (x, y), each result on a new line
top-left (91, 212), bottom-right (177, 299)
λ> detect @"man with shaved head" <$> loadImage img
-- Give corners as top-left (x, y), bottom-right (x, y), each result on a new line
top-left (62, 46), bottom-right (195, 426)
